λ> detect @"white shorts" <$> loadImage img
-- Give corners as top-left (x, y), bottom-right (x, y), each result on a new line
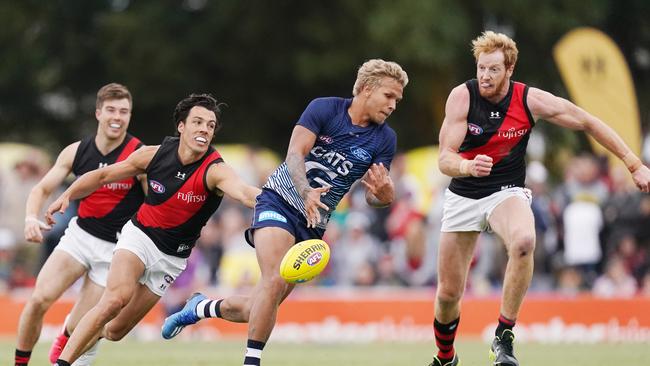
top-left (115, 220), bottom-right (187, 297)
top-left (441, 187), bottom-right (532, 232)
top-left (55, 217), bottom-right (114, 287)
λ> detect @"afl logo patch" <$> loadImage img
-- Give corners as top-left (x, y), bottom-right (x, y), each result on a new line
top-left (307, 252), bottom-right (323, 266)
top-left (318, 135), bottom-right (334, 144)
top-left (468, 123), bottom-right (483, 135)
top-left (149, 180), bottom-right (166, 194)
top-left (350, 147), bottom-right (371, 162)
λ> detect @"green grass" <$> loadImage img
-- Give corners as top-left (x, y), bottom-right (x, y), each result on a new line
top-left (3, 339), bottom-right (649, 365)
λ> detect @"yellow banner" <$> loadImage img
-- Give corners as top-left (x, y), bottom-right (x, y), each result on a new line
top-left (553, 27), bottom-right (641, 159)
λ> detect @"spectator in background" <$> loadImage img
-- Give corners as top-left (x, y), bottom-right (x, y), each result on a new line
top-left (333, 212), bottom-right (378, 286)
top-left (614, 234), bottom-right (646, 283)
top-left (639, 272), bottom-right (650, 297)
top-left (554, 265), bottom-right (584, 297)
top-left (216, 203), bottom-right (260, 290)
top-left (525, 161), bottom-right (556, 288)
top-left (592, 255), bottom-right (637, 298)
top-left (601, 165), bottom-right (642, 251)
top-left (195, 215), bottom-right (224, 287)
top-left (0, 151), bottom-right (50, 242)
top-left (560, 155), bottom-right (607, 284)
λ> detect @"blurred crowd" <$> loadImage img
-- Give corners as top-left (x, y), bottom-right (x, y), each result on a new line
top-left (2, 140), bottom-right (650, 305)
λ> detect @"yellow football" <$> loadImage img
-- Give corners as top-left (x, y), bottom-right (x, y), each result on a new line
top-left (279, 239), bottom-right (330, 284)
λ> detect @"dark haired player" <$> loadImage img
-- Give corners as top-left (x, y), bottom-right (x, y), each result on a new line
top-left (46, 94), bottom-right (261, 365)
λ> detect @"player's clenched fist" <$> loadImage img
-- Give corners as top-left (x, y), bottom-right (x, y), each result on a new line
top-left (460, 154), bottom-right (493, 177)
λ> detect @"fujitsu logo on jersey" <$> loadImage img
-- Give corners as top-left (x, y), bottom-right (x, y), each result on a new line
top-left (498, 127), bottom-right (529, 139)
top-left (177, 191), bottom-right (207, 203)
top-left (102, 182), bottom-right (133, 191)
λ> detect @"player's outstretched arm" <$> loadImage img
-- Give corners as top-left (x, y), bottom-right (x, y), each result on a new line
top-left (361, 163), bottom-right (394, 207)
top-left (285, 125), bottom-right (329, 228)
top-left (438, 85), bottom-right (493, 178)
top-left (207, 162), bottom-right (261, 208)
top-left (527, 88), bottom-right (650, 192)
top-left (46, 145), bottom-right (157, 224)
top-left (24, 142), bottom-right (79, 243)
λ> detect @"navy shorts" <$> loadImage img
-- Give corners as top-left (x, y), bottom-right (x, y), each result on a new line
top-left (245, 188), bottom-right (325, 247)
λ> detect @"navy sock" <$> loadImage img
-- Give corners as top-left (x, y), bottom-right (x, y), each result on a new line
top-left (243, 339), bottom-right (265, 366)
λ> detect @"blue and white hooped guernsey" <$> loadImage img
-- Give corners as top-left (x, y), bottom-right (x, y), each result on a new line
top-left (264, 97), bottom-right (397, 229)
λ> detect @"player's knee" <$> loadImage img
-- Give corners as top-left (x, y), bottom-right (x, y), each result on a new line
top-left (104, 323), bottom-right (129, 341)
top-left (509, 235), bottom-right (535, 257)
top-left (28, 291), bottom-right (56, 312)
top-left (240, 303), bottom-right (251, 322)
top-left (96, 296), bottom-right (127, 320)
top-left (436, 287), bottom-right (463, 307)
top-left (262, 275), bottom-right (289, 302)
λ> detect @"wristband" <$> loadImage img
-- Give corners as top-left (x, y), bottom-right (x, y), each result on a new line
top-left (622, 152), bottom-right (642, 173)
top-left (459, 159), bottom-right (471, 176)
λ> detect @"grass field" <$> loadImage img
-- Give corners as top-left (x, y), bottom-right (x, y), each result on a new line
top-left (2, 339), bottom-right (649, 365)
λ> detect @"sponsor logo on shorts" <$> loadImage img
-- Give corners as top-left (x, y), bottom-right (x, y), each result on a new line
top-left (159, 274), bottom-right (175, 291)
top-left (350, 147), bottom-right (371, 162)
top-left (468, 123), bottom-right (483, 135)
top-left (177, 244), bottom-right (191, 252)
top-left (150, 180), bottom-right (165, 193)
top-left (258, 210), bottom-right (287, 223)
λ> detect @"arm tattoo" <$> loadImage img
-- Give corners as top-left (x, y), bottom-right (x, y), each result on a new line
top-left (286, 152), bottom-right (310, 199)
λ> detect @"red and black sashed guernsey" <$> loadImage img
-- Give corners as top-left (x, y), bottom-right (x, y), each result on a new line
top-left (448, 79), bottom-right (535, 199)
top-left (134, 137), bottom-right (224, 258)
top-left (72, 134), bottom-right (144, 242)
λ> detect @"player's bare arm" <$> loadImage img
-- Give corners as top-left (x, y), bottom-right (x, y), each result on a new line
top-left (528, 87), bottom-right (650, 192)
top-left (438, 85), bottom-right (493, 178)
top-left (136, 173), bottom-right (148, 195)
top-left (206, 162), bottom-right (261, 208)
top-left (361, 163), bottom-right (394, 207)
top-left (285, 125), bottom-right (329, 227)
top-left (24, 141), bottom-right (80, 243)
top-left (46, 145), bottom-right (158, 223)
